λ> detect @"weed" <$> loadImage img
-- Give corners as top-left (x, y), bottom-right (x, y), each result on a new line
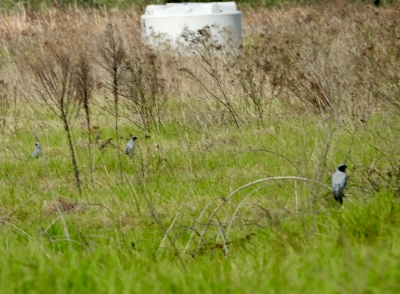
top-left (0, 2), bottom-right (399, 292)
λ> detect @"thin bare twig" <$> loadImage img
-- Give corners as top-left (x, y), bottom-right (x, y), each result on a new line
top-left (0, 219), bottom-right (32, 240)
top-left (197, 176), bottom-right (329, 251)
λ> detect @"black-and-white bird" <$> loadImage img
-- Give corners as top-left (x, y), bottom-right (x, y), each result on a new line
top-left (31, 142), bottom-right (42, 158)
top-left (125, 136), bottom-right (138, 157)
top-left (332, 164), bottom-right (347, 205)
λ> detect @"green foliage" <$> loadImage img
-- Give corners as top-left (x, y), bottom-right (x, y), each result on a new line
top-left (1, 1), bottom-right (400, 292)
top-left (1, 110), bottom-right (400, 292)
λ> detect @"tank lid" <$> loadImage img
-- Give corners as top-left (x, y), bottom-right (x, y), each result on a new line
top-left (144, 2), bottom-right (239, 17)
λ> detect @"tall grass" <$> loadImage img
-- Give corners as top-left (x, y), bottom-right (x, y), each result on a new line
top-left (1, 0), bottom-right (386, 11)
top-left (0, 1), bottom-right (400, 292)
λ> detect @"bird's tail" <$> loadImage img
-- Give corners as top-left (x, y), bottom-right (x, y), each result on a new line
top-left (333, 191), bottom-right (343, 205)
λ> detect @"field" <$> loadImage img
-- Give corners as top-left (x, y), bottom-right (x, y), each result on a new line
top-left (0, 1), bottom-right (400, 293)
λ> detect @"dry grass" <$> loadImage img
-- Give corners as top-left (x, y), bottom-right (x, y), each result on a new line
top-left (0, 2), bottom-right (398, 123)
top-left (0, 2), bottom-right (400, 291)
top-left (0, 1), bottom-right (397, 181)
top-left (0, 0), bottom-right (399, 226)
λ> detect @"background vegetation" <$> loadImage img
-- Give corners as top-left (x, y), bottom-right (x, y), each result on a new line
top-left (0, 0), bottom-right (397, 11)
top-left (0, 0), bottom-right (400, 292)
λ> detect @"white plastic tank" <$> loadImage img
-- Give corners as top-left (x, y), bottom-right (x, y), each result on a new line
top-left (141, 2), bottom-right (242, 46)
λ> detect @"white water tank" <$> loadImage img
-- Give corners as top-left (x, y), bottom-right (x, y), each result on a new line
top-left (141, 2), bottom-right (242, 46)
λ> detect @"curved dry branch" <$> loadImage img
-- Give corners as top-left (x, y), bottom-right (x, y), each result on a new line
top-left (0, 219), bottom-right (32, 240)
top-left (197, 176), bottom-right (329, 251)
top-left (225, 187), bottom-right (263, 241)
top-left (182, 196), bottom-right (226, 254)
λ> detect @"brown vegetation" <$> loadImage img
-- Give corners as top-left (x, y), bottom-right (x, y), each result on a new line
top-left (0, 2), bottom-right (398, 126)
top-left (0, 1), bottom-right (399, 260)
top-left (0, 1), bottom-right (399, 203)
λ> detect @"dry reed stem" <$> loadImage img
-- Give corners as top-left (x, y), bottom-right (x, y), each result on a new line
top-left (0, 219), bottom-right (32, 240)
top-left (196, 176), bottom-right (329, 251)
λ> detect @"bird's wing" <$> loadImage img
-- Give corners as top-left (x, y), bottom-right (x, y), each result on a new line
top-left (31, 147), bottom-right (40, 157)
top-left (126, 140), bottom-right (134, 154)
top-left (343, 174), bottom-right (347, 189)
top-left (332, 171), bottom-right (346, 193)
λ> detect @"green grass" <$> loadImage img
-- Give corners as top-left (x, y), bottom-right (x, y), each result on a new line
top-left (2, 196), bottom-right (400, 293)
top-left (1, 99), bottom-right (400, 292)
top-left (1, 1), bottom-right (400, 291)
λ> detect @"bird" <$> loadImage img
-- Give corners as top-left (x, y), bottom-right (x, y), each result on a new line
top-left (331, 164), bottom-right (347, 205)
top-left (99, 138), bottom-right (113, 151)
top-left (125, 136), bottom-right (138, 157)
top-left (362, 0), bottom-right (380, 6)
top-left (31, 142), bottom-right (42, 158)
top-left (93, 129), bottom-right (102, 145)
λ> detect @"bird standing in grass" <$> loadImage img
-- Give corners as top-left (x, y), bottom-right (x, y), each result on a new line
top-left (31, 142), bottom-right (42, 158)
top-left (126, 136), bottom-right (138, 158)
top-left (332, 164), bottom-right (347, 205)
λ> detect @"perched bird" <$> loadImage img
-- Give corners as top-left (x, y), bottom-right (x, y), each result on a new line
top-left (99, 138), bottom-right (113, 151)
top-left (125, 136), bottom-right (138, 157)
top-left (362, 0), bottom-right (380, 6)
top-left (93, 130), bottom-right (102, 145)
top-left (31, 142), bottom-right (42, 158)
top-left (332, 164), bottom-right (347, 205)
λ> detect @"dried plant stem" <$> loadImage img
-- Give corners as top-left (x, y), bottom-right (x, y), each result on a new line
top-left (114, 103), bottom-right (123, 181)
top-left (183, 196), bottom-right (225, 253)
top-left (99, 23), bottom-right (125, 182)
top-left (139, 180), bottom-right (187, 271)
top-left (64, 118), bottom-right (82, 195)
top-left (0, 219), bottom-right (32, 240)
top-left (32, 52), bottom-right (82, 195)
top-left (197, 176), bottom-right (329, 251)
top-left (76, 54), bottom-right (94, 188)
top-left (225, 187), bottom-right (262, 241)
top-left (247, 149), bottom-right (318, 208)
top-left (212, 218), bottom-right (229, 257)
top-left (157, 206), bottom-right (182, 252)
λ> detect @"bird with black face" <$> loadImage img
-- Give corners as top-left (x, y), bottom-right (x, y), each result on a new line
top-left (331, 164), bottom-right (347, 205)
top-left (126, 136), bottom-right (138, 158)
top-left (31, 142), bottom-right (42, 158)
